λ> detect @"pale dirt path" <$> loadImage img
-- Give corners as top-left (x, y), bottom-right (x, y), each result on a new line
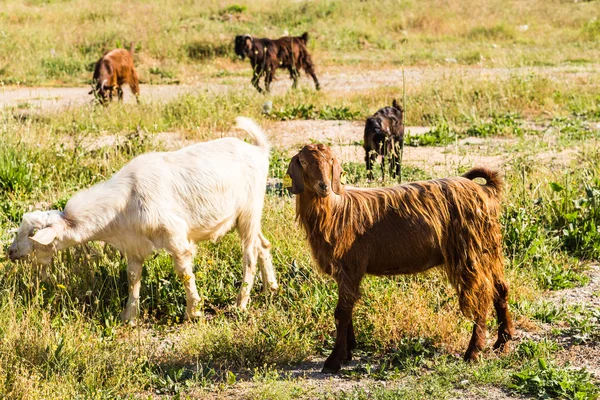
top-left (1, 64), bottom-right (597, 111)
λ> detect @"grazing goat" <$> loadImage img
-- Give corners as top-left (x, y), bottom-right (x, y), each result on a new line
top-left (90, 44), bottom-right (140, 105)
top-left (364, 99), bottom-right (405, 181)
top-left (8, 117), bottom-right (278, 323)
top-left (234, 32), bottom-right (320, 93)
top-left (284, 144), bottom-right (514, 373)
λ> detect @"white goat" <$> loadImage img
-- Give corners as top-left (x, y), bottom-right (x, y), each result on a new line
top-left (8, 117), bottom-right (278, 323)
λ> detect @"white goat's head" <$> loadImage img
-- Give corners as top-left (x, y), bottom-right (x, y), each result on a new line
top-left (8, 210), bottom-right (64, 265)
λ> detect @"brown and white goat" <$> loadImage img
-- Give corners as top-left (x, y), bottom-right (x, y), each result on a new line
top-left (364, 99), bottom-right (405, 181)
top-left (285, 144), bottom-right (514, 373)
top-left (90, 44), bottom-right (140, 105)
top-left (234, 32), bottom-right (320, 93)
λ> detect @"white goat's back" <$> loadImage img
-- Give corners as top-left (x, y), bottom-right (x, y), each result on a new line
top-left (108, 137), bottom-right (268, 243)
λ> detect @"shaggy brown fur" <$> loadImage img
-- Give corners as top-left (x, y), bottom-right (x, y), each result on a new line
top-left (234, 32), bottom-right (320, 93)
top-left (90, 44), bottom-right (140, 105)
top-left (364, 99), bottom-right (405, 180)
top-left (285, 143), bottom-right (515, 373)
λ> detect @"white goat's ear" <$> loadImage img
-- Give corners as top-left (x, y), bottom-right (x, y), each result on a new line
top-left (30, 227), bottom-right (58, 245)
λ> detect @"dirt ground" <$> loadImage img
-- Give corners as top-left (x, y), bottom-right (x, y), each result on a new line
top-left (1, 64), bottom-right (596, 110)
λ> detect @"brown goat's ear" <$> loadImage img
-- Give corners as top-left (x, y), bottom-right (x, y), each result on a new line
top-left (245, 37), bottom-right (253, 51)
top-left (331, 157), bottom-right (345, 195)
top-left (285, 155), bottom-right (304, 194)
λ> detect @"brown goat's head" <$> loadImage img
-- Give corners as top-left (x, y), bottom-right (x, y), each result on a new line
top-left (89, 79), bottom-right (113, 105)
top-left (234, 34), bottom-right (253, 60)
top-left (285, 144), bottom-right (345, 197)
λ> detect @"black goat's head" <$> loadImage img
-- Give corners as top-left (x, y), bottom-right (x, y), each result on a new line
top-left (234, 34), bottom-right (253, 60)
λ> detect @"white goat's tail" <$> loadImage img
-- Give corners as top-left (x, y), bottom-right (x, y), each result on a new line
top-left (235, 117), bottom-right (270, 155)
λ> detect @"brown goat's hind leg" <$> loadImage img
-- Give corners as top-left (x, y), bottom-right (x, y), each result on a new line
top-left (130, 72), bottom-right (141, 103)
top-left (493, 280), bottom-right (515, 352)
top-left (464, 315), bottom-right (486, 362)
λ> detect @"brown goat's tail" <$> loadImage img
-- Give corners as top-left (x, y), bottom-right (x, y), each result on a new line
top-left (300, 32), bottom-right (309, 43)
top-left (462, 167), bottom-right (502, 198)
top-left (129, 42), bottom-right (135, 55)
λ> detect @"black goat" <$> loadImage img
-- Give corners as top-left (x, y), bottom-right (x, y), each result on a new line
top-left (363, 99), bottom-right (404, 180)
top-left (234, 32), bottom-right (320, 93)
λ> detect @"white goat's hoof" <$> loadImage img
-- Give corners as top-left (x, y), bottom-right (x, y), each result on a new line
top-left (185, 308), bottom-right (203, 320)
top-left (264, 283), bottom-right (279, 293)
top-left (121, 315), bottom-right (137, 327)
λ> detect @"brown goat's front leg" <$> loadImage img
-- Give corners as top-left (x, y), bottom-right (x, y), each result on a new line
top-left (323, 282), bottom-right (359, 373)
top-left (493, 280), bottom-right (515, 352)
top-left (464, 314), bottom-right (487, 362)
top-left (346, 318), bottom-right (357, 363)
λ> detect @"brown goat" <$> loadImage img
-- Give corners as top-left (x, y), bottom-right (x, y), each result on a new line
top-left (234, 32), bottom-right (320, 93)
top-left (364, 99), bottom-right (405, 181)
top-left (90, 44), bottom-right (140, 105)
top-left (285, 144), bottom-right (515, 373)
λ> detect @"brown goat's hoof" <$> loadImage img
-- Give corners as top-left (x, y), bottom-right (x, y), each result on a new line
top-left (321, 365), bottom-right (340, 374)
top-left (322, 356), bottom-right (341, 374)
top-left (463, 351), bottom-right (481, 362)
top-left (343, 352), bottom-right (353, 365)
top-left (493, 339), bottom-right (512, 353)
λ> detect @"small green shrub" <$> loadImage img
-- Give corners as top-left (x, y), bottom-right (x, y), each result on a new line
top-left (41, 57), bottom-right (84, 78)
top-left (511, 358), bottom-right (599, 400)
top-left (582, 18), bottom-right (600, 41)
top-left (405, 122), bottom-right (459, 147)
top-left (220, 4), bottom-right (246, 14)
top-left (270, 104), bottom-right (360, 121)
top-left (465, 113), bottom-right (525, 138)
top-left (0, 145), bottom-right (36, 194)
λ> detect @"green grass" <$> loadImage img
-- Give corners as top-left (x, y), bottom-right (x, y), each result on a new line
top-left (1, 1), bottom-right (600, 396)
top-left (1, 102), bottom-right (600, 397)
top-left (1, 0), bottom-right (600, 85)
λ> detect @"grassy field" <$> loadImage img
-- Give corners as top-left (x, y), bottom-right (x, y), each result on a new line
top-left (1, 0), bottom-right (600, 399)
top-left (1, 0), bottom-right (600, 86)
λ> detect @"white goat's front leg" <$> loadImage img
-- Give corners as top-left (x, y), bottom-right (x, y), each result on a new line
top-left (121, 257), bottom-right (144, 325)
top-left (257, 232), bottom-right (278, 293)
top-left (172, 247), bottom-right (202, 320)
top-left (236, 238), bottom-right (259, 310)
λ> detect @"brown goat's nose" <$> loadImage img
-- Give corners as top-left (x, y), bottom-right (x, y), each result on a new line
top-left (8, 248), bottom-right (16, 260)
top-left (319, 182), bottom-right (329, 191)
